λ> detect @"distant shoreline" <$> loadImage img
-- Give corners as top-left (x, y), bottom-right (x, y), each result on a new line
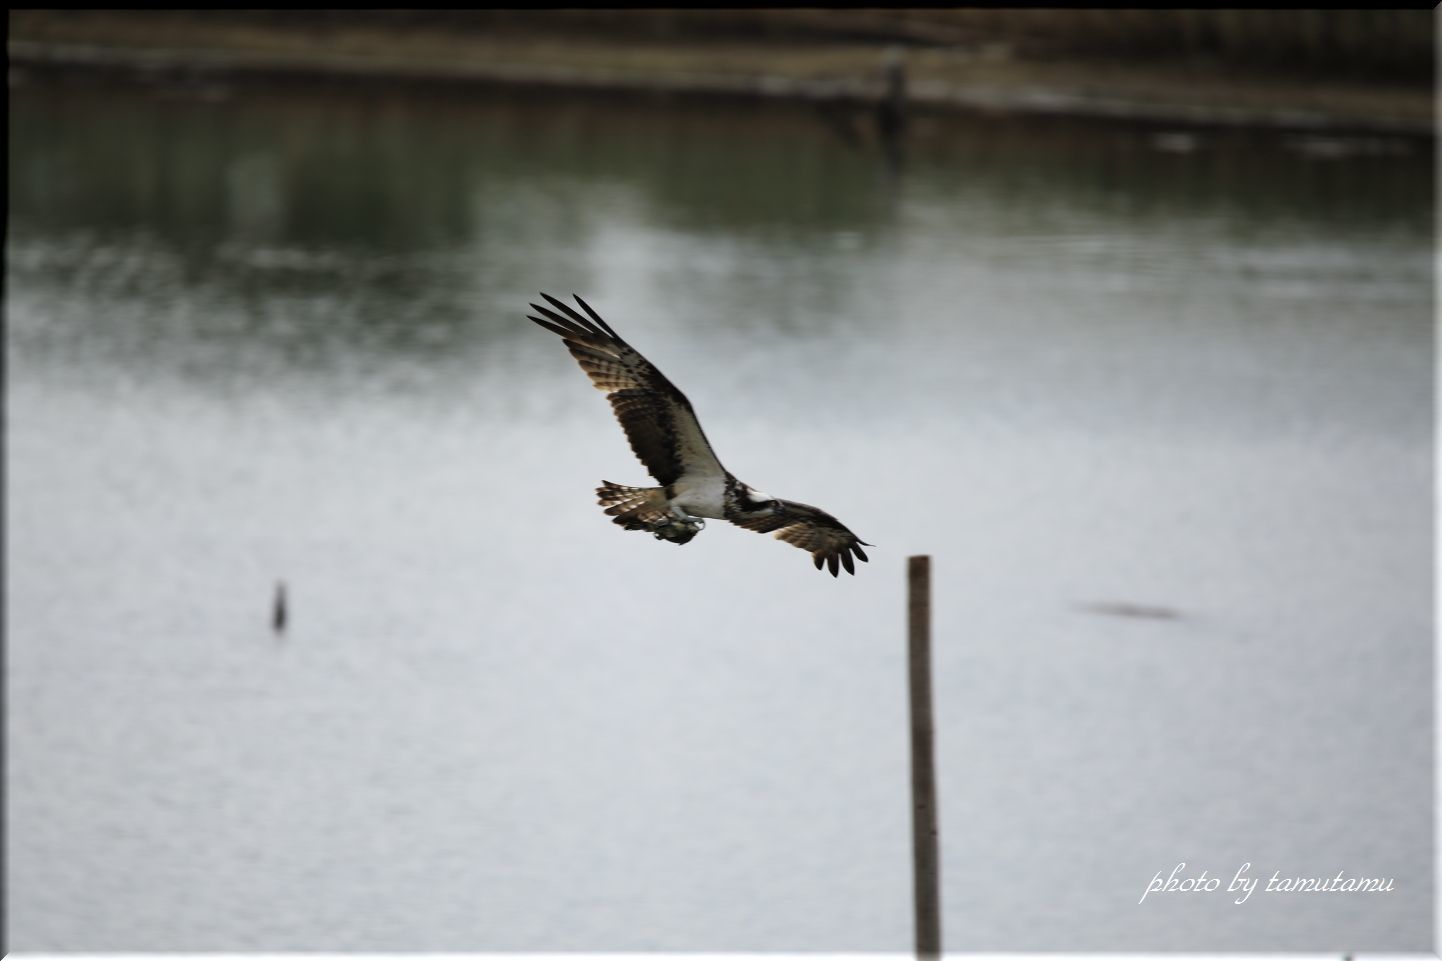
top-left (8, 10), bottom-right (1435, 139)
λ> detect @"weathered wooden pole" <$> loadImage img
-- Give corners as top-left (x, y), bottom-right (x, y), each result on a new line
top-left (907, 555), bottom-right (941, 958)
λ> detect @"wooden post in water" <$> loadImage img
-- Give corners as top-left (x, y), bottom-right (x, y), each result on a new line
top-left (907, 555), bottom-right (941, 958)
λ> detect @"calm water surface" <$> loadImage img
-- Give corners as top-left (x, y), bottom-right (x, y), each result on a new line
top-left (7, 75), bottom-right (1433, 951)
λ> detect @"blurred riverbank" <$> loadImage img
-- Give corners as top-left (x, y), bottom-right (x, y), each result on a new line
top-left (9, 10), bottom-right (1435, 137)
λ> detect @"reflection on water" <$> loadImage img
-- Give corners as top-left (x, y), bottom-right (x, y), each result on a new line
top-left (7, 75), bottom-right (1433, 951)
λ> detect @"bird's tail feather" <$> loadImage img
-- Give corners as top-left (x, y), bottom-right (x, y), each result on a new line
top-left (596, 481), bottom-right (671, 531)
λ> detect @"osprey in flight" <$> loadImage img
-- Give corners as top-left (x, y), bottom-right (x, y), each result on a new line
top-left (528, 293), bottom-right (871, 576)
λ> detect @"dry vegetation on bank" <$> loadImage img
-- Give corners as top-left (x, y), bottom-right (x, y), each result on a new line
top-left (9, 10), bottom-right (1434, 134)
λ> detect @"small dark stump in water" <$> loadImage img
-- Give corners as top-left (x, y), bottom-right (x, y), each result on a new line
top-left (273, 580), bottom-right (287, 634)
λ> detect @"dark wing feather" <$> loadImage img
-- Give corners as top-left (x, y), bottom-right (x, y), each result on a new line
top-left (528, 293), bottom-right (725, 487)
top-left (729, 498), bottom-right (871, 577)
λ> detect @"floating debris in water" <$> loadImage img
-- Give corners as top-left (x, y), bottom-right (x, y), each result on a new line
top-left (1287, 134), bottom-right (1412, 160)
top-left (1150, 131), bottom-right (1201, 154)
top-left (1076, 600), bottom-right (1181, 621)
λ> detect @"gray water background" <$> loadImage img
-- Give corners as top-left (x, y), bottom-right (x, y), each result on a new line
top-left (7, 75), bottom-right (1434, 951)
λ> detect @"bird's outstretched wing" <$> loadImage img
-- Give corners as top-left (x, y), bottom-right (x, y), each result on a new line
top-left (528, 293), bottom-right (725, 487)
top-left (729, 499), bottom-right (871, 576)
